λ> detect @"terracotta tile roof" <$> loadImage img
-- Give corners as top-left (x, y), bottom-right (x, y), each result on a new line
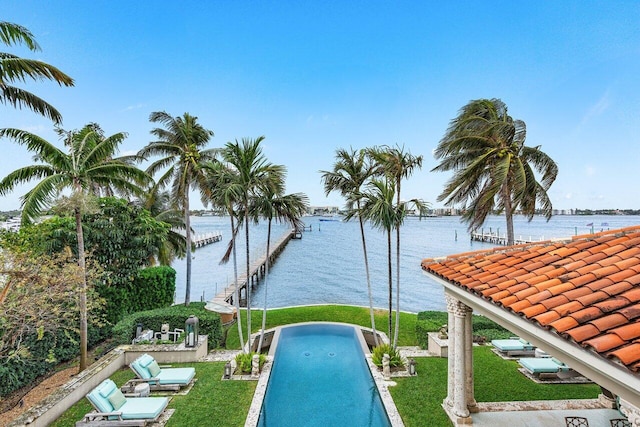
top-left (422, 225), bottom-right (640, 373)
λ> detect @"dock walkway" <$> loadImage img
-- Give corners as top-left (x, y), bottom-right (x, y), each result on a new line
top-left (192, 231), bottom-right (222, 248)
top-left (209, 229), bottom-right (295, 306)
top-left (471, 231), bottom-right (545, 245)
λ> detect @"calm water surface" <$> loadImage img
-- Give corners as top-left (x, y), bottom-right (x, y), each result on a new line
top-left (173, 215), bottom-right (640, 313)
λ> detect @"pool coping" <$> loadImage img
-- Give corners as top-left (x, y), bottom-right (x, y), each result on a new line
top-left (243, 321), bottom-right (405, 427)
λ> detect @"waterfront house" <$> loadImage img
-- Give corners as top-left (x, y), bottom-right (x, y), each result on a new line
top-left (422, 225), bottom-right (640, 425)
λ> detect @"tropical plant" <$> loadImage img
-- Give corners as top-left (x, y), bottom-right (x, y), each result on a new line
top-left (138, 111), bottom-right (216, 306)
top-left (432, 98), bottom-right (558, 245)
top-left (320, 147), bottom-right (378, 345)
top-left (252, 180), bottom-right (309, 351)
top-left (234, 351), bottom-right (266, 374)
top-left (371, 343), bottom-right (403, 368)
top-left (218, 137), bottom-right (285, 346)
top-left (0, 21), bottom-right (74, 123)
top-left (0, 124), bottom-right (148, 370)
top-left (203, 160), bottom-right (245, 351)
top-left (368, 144), bottom-right (426, 347)
top-left (135, 187), bottom-right (187, 266)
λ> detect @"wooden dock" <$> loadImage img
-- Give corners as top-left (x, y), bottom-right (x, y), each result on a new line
top-left (192, 231), bottom-right (222, 248)
top-left (209, 228), bottom-right (296, 306)
top-left (470, 230), bottom-right (544, 245)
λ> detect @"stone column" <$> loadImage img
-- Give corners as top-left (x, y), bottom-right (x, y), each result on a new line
top-left (444, 294), bottom-right (456, 409)
top-left (619, 398), bottom-right (640, 427)
top-left (464, 307), bottom-right (477, 412)
top-left (452, 300), bottom-right (470, 419)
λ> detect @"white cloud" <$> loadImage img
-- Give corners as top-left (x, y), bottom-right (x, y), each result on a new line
top-left (121, 103), bottom-right (145, 112)
top-left (585, 165), bottom-right (596, 176)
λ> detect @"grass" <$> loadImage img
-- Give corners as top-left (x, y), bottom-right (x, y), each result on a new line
top-left (51, 362), bottom-right (256, 427)
top-left (50, 305), bottom-right (601, 426)
top-left (225, 305), bottom-right (418, 348)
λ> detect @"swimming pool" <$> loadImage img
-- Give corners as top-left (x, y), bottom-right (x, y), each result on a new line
top-left (257, 323), bottom-right (392, 427)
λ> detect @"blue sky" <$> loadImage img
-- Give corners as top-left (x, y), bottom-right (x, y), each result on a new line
top-left (2, 1), bottom-right (639, 211)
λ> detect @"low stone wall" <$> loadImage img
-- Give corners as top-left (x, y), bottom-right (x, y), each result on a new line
top-left (8, 336), bottom-right (208, 427)
top-left (428, 332), bottom-right (448, 357)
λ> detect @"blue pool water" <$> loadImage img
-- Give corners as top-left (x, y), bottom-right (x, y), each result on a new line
top-left (257, 323), bottom-right (391, 427)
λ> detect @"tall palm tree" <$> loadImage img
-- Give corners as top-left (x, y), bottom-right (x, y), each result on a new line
top-left (0, 21), bottom-right (74, 123)
top-left (432, 99), bottom-right (558, 245)
top-left (0, 124), bottom-right (149, 371)
top-left (138, 111), bottom-right (216, 306)
top-left (360, 178), bottom-right (397, 341)
top-left (320, 147), bottom-right (378, 345)
top-left (219, 137), bottom-right (284, 345)
top-left (368, 145), bottom-right (425, 347)
top-left (252, 181), bottom-right (308, 351)
top-left (203, 160), bottom-right (246, 352)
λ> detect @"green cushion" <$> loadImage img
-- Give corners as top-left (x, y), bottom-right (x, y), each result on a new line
top-left (148, 360), bottom-right (161, 377)
top-left (107, 389), bottom-right (127, 410)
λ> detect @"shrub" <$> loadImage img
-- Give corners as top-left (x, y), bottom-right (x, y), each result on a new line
top-left (371, 343), bottom-right (403, 368)
top-left (112, 303), bottom-right (223, 350)
top-left (415, 311), bottom-right (512, 348)
top-left (234, 352), bottom-right (267, 374)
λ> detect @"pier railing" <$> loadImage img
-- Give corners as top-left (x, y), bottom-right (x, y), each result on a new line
top-left (470, 231), bottom-right (546, 245)
top-left (192, 231), bottom-right (222, 248)
top-left (210, 228), bottom-right (296, 306)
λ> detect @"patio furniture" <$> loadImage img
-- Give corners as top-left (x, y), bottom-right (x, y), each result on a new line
top-left (121, 353), bottom-right (196, 393)
top-left (491, 337), bottom-right (536, 357)
top-left (519, 357), bottom-right (577, 379)
top-left (77, 378), bottom-right (168, 426)
top-left (610, 419), bottom-right (631, 427)
top-left (565, 416), bottom-right (589, 426)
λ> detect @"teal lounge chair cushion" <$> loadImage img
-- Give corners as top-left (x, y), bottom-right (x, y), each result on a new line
top-left (116, 397), bottom-right (169, 420)
top-left (491, 339), bottom-right (534, 351)
top-left (519, 357), bottom-right (569, 373)
top-left (131, 353), bottom-right (195, 386)
top-left (156, 367), bottom-right (196, 385)
top-left (87, 378), bottom-right (169, 421)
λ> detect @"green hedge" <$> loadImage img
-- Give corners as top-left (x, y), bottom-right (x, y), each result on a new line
top-left (415, 311), bottom-right (511, 349)
top-left (112, 303), bottom-right (223, 350)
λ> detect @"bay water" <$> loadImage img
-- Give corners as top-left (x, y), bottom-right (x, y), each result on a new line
top-left (173, 214), bottom-right (640, 313)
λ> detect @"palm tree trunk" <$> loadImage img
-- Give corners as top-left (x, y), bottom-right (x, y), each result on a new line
top-left (258, 219), bottom-right (272, 351)
top-left (184, 191), bottom-right (192, 306)
top-left (393, 225), bottom-right (401, 348)
top-left (393, 185), bottom-right (401, 348)
top-left (504, 187), bottom-right (515, 245)
top-left (358, 205), bottom-right (378, 346)
top-left (230, 215), bottom-right (245, 351)
top-left (75, 207), bottom-right (88, 372)
top-left (387, 229), bottom-right (393, 340)
top-left (244, 205), bottom-right (251, 350)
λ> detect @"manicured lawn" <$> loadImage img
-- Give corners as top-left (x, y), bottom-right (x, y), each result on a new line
top-left (51, 362), bottom-right (255, 427)
top-left (391, 346), bottom-right (600, 427)
top-left (225, 305), bottom-right (418, 348)
top-left (51, 306), bottom-right (601, 426)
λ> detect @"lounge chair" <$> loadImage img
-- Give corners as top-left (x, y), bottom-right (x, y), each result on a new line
top-left (491, 337), bottom-right (536, 357)
top-left (77, 378), bottom-right (168, 426)
top-left (519, 357), bottom-right (577, 379)
top-left (122, 353), bottom-right (196, 393)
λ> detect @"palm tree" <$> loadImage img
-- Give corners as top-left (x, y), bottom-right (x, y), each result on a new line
top-left (320, 147), bottom-right (379, 345)
top-left (252, 181), bottom-right (308, 351)
top-left (360, 178), bottom-right (397, 341)
top-left (1, 21), bottom-right (74, 123)
top-left (432, 99), bottom-right (558, 245)
top-left (138, 111), bottom-right (216, 306)
top-left (203, 160), bottom-right (246, 351)
top-left (0, 124), bottom-right (149, 371)
top-left (368, 145), bottom-right (425, 347)
top-left (136, 187), bottom-right (187, 266)
top-left (219, 137), bottom-right (284, 345)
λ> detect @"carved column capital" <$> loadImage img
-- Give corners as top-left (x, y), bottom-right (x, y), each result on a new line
top-left (620, 398), bottom-right (640, 427)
